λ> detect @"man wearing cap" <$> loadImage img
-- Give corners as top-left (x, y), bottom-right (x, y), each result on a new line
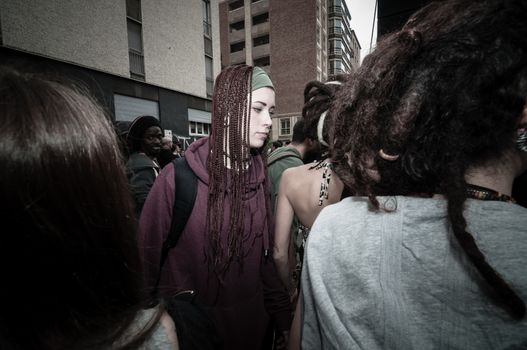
top-left (126, 115), bottom-right (163, 216)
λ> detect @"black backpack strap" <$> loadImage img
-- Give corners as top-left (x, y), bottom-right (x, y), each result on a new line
top-left (153, 157), bottom-right (198, 295)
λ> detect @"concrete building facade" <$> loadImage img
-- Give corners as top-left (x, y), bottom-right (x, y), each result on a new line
top-left (219, 0), bottom-right (360, 142)
top-left (0, 0), bottom-right (221, 148)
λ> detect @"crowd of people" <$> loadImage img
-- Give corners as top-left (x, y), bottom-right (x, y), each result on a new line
top-left (1, 0), bottom-right (526, 349)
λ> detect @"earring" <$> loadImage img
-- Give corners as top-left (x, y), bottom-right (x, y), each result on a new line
top-left (379, 149), bottom-right (400, 161)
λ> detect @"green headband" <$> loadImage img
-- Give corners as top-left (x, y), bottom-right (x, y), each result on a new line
top-left (251, 66), bottom-right (274, 92)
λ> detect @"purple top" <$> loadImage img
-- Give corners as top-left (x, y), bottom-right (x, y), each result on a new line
top-left (139, 137), bottom-right (291, 349)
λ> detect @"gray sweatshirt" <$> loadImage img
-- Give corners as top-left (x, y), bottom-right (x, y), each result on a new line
top-left (301, 196), bottom-right (527, 350)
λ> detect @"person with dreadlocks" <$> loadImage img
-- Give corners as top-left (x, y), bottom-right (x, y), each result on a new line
top-left (139, 65), bottom-right (291, 349)
top-left (300, 0), bottom-right (527, 349)
top-left (273, 79), bottom-right (345, 294)
top-left (272, 79), bottom-right (345, 350)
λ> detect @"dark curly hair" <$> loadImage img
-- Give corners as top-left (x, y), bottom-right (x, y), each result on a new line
top-left (302, 75), bottom-right (346, 157)
top-left (330, 0), bottom-right (527, 319)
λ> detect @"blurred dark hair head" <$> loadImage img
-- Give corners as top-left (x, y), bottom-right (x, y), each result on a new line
top-left (0, 67), bottom-right (157, 349)
top-left (301, 76), bottom-right (345, 160)
top-left (291, 119), bottom-right (306, 144)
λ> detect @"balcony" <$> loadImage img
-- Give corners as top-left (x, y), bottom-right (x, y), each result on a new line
top-left (252, 43), bottom-right (270, 58)
top-left (328, 5), bottom-right (343, 16)
top-left (251, 0), bottom-right (269, 16)
top-left (329, 48), bottom-right (343, 55)
top-left (229, 28), bottom-right (245, 43)
top-left (251, 21), bottom-right (270, 37)
top-left (230, 49), bottom-right (246, 64)
top-left (229, 6), bottom-right (245, 23)
top-left (328, 26), bottom-right (343, 35)
top-left (329, 67), bottom-right (344, 75)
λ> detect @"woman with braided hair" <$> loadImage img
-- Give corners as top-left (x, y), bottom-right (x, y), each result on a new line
top-left (301, 0), bottom-right (527, 349)
top-left (139, 65), bottom-right (291, 349)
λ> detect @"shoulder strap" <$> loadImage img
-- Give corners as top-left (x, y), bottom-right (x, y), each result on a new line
top-left (157, 157), bottom-right (198, 283)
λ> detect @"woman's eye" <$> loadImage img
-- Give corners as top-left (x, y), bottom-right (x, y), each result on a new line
top-left (252, 107), bottom-right (262, 113)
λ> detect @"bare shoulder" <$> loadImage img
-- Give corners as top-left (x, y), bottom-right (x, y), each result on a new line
top-left (281, 163), bottom-right (314, 186)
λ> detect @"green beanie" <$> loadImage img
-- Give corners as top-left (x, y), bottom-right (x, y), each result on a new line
top-left (251, 66), bottom-right (274, 92)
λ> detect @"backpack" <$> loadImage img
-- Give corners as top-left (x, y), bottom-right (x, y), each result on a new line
top-left (155, 157), bottom-right (198, 289)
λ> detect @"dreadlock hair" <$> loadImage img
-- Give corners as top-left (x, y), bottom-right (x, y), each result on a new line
top-left (302, 76), bottom-right (346, 157)
top-left (330, 0), bottom-right (527, 319)
top-left (207, 64), bottom-right (266, 276)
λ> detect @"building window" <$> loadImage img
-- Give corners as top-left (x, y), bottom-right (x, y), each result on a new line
top-left (230, 41), bottom-right (245, 53)
top-left (330, 39), bottom-right (342, 55)
top-left (279, 118), bottom-right (291, 136)
top-left (126, 0), bottom-right (141, 20)
top-left (252, 12), bottom-right (269, 25)
top-left (253, 56), bottom-right (270, 67)
top-left (126, 0), bottom-right (145, 80)
top-left (189, 121), bottom-right (211, 136)
top-left (229, 0), bottom-right (244, 11)
top-left (205, 56), bottom-right (213, 97)
top-left (203, 0), bottom-right (213, 98)
top-left (329, 60), bottom-right (343, 74)
top-left (203, 0), bottom-right (212, 37)
top-left (253, 34), bottom-right (269, 47)
top-left (230, 20), bottom-right (245, 32)
top-left (114, 94), bottom-right (159, 122)
top-left (204, 36), bottom-right (213, 56)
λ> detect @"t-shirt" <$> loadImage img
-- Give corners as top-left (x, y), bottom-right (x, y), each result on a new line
top-left (267, 146), bottom-right (303, 211)
top-left (302, 196), bottom-right (527, 350)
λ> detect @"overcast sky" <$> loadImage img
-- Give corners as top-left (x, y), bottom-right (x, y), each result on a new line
top-left (345, 0), bottom-right (377, 63)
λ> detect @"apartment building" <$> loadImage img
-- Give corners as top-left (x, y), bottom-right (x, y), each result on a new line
top-left (219, 0), bottom-right (360, 141)
top-left (0, 0), bottom-right (221, 148)
top-left (328, 0), bottom-right (360, 75)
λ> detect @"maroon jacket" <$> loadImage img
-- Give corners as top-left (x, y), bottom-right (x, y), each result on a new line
top-left (139, 137), bottom-right (291, 349)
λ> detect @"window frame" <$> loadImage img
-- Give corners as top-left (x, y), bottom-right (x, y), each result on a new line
top-left (189, 121), bottom-right (212, 136)
top-left (279, 118), bottom-right (291, 136)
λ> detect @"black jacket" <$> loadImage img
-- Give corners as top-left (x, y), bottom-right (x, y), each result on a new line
top-left (126, 152), bottom-right (160, 216)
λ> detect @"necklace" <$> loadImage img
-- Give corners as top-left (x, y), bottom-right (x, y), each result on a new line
top-left (466, 184), bottom-right (516, 204)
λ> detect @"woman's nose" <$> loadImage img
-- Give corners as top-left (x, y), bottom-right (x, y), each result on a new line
top-left (263, 111), bottom-right (272, 128)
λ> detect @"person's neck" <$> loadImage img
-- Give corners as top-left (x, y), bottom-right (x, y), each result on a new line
top-left (289, 142), bottom-right (305, 159)
top-left (464, 153), bottom-right (522, 196)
